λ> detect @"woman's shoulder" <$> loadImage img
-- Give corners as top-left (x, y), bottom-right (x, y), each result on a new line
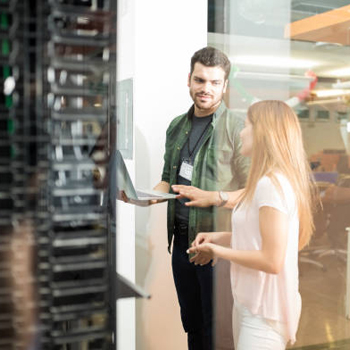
top-left (255, 173), bottom-right (295, 213)
top-left (258, 173), bottom-right (292, 188)
top-left (256, 173), bottom-right (295, 200)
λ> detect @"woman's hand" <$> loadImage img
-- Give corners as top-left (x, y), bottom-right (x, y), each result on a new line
top-left (191, 231), bottom-right (213, 247)
top-left (187, 242), bottom-right (218, 266)
top-left (172, 185), bottom-right (219, 207)
top-left (187, 232), bottom-right (219, 266)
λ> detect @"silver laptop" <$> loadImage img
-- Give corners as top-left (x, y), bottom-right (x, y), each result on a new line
top-left (115, 150), bottom-right (176, 201)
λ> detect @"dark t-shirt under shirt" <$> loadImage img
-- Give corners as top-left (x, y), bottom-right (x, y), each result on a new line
top-left (175, 114), bottom-right (213, 223)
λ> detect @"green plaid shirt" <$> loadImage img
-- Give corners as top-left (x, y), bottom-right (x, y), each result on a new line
top-left (161, 101), bottom-right (250, 252)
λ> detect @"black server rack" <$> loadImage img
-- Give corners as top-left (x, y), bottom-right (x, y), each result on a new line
top-left (0, 0), bottom-right (117, 349)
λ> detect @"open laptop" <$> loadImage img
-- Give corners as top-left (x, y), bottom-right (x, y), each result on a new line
top-left (115, 150), bottom-right (176, 201)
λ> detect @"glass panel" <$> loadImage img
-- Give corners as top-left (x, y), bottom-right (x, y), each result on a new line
top-left (209, 0), bottom-right (350, 348)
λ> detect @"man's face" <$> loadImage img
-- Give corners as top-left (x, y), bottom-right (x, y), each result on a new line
top-left (188, 62), bottom-right (228, 117)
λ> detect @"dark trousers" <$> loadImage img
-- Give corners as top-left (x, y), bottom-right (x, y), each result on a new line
top-left (172, 228), bottom-right (213, 350)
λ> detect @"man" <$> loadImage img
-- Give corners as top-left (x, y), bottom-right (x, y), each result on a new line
top-left (150, 47), bottom-right (249, 350)
top-left (122, 47), bottom-right (248, 349)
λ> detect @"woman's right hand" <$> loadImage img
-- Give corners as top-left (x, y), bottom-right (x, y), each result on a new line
top-left (189, 232), bottom-right (218, 266)
top-left (188, 231), bottom-right (231, 266)
top-left (187, 232), bottom-right (216, 266)
top-left (191, 232), bottom-right (213, 248)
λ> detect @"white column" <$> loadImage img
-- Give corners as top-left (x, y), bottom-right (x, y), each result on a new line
top-left (117, 0), bottom-right (208, 349)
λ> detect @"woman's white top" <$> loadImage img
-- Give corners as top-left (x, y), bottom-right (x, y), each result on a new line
top-left (230, 174), bottom-right (301, 344)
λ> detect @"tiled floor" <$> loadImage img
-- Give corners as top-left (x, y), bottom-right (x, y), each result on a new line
top-left (288, 232), bottom-right (350, 350)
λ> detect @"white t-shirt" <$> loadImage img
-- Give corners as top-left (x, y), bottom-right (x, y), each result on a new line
top-left (230, 174), bottom-right (301, 344)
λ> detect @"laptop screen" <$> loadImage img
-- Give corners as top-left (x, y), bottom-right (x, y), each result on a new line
top-left (113, 150), bottom-right (139, 200)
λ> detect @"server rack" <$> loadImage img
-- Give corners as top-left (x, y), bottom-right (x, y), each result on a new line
top-left (0, 0), bottom-right (117, 349)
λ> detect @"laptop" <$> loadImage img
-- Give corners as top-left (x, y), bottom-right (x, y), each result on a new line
top-left (114, 150), bottom-right (176, 201)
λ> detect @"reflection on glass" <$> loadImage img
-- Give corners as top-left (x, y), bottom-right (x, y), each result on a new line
top-left (209, 0), bottom-right (350, 348)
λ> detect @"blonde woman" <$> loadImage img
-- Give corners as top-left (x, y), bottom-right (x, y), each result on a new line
top-left (173, 100), bottom-right (316, 349)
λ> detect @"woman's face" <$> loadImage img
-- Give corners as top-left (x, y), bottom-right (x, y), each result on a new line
top-left (240, 117), bottom-right (254, 157)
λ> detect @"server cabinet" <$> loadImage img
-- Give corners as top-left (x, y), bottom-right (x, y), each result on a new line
top-left (0, 0), bottom-right (117, 349)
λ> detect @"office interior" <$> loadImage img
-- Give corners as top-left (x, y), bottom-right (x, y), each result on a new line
top-left (1, 0), bottom-right (350, 349)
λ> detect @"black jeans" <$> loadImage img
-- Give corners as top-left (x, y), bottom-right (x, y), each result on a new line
top-left (172, 226), bottom-right (213, 350)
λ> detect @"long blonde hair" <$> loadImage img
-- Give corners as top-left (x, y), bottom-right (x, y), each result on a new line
top-left (241, 100), bottom-right (317, 250)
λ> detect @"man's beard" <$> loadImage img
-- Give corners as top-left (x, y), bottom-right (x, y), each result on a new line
top-left (192, 92), bottom-right (223, 112)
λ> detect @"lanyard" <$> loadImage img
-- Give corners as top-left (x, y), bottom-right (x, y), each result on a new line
top-left (187, 119), bottom-right (212, 160)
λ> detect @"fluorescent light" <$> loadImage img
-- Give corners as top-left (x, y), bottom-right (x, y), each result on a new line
top-left (232, 55), bottom-right (319, 69)
top-left (307, 98), bottom-right (342, 106)
top-left (234, 71), bottom-right (313, 82)
top-left (313, 89), bottom-right (350, 98)
top-left (324, 67), bottom-right (350, 77)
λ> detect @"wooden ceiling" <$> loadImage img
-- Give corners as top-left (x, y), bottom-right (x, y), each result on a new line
top-left (285, 5), bottom-right (350, 45)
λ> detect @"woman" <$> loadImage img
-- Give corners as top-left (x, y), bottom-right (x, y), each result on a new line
top-left (181, 100), bottom-right (316, 349)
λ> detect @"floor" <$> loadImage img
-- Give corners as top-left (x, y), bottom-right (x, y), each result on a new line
top-left (288, 230), bottom-right (350, 350)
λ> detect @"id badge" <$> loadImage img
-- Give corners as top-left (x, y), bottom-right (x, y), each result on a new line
top-left (179, 159), bottom-right (193, 181)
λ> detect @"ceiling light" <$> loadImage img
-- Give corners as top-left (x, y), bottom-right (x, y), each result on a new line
top-left (232, 55), bottom-right (319, 69)
top-left (315, 41), bottom-right (343, 47)
top-left (312, 89), bottom-right (350, 98)
top-left (232, 71), bottom-right (313, 87)
top-left (307, 98), bottom-right (342, 106)
top-left (323, 67), bottom-right (350, 77)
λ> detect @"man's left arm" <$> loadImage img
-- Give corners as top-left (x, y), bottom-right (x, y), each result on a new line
top-left (172, 115), bottom-right (250, 208)
top-left (231, 117), bottom-right (250, 188)
top-left (172, 185), bottom-right (244, 209)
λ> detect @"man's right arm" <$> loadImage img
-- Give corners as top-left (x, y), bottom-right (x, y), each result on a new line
top-left (123, 115), bottom-right (182, 206)
top-left (120, 181), bottom-right (171, 206)
top-left (121, 119), bottom-right (174, 206)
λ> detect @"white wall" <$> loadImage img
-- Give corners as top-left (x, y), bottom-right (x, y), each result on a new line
top-left (116, 0), bottom-right (136, 349)
top-left (117, 1), bottom-right (207, 349)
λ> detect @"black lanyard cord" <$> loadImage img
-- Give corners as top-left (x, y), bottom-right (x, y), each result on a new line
top-left (187, 119), bottom-right (212, 160)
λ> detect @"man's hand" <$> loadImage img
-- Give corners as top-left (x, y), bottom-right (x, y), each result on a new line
top-left (172, 185), bottom-right (219, 207)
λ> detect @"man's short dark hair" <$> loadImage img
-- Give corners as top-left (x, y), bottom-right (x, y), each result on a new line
top-left (190, 47), bottom-right (231, 80)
